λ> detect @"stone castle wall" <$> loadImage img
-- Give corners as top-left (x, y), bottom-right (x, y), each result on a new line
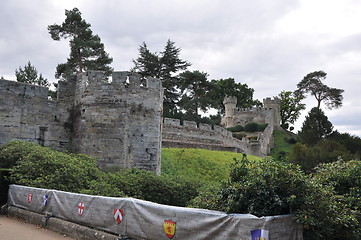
top-left (0, 79), bottom-right (70, 150)
top-left (161, 118), bottom-right (269, 157)
top-left (217, 96), bottom-right (281, 157)
top-left (0, 71), bottom-right (163, 173)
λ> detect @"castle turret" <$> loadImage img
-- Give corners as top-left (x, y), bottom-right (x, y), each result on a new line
top-left (72, 71), bottom-right (163, 174)
top-left (222, 96), bottom-right (237, 128)
top-left (263, 97), bottom-right (281, 127)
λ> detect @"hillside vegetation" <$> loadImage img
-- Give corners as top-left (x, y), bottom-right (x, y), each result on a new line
top-left (161, 148), bottom-right (261, 185)
top-left (270, 129), bottom-right (297, 161)
top-left (1, 140), bottom-right (360, 239)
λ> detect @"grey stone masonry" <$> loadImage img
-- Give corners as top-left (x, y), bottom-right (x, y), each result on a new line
top-left (0, 71), bottom-right (163, 174)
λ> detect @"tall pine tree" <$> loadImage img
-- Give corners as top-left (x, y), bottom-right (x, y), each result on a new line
top-left (178, 70), bottom-right (213, 119)
top-left (132, 40), bottom-right (191, 116)
top-left (48, 8), bottom-right (113, 79)
top-left (15, 61), bottom-right (50, 87)
top-left (298, 107), bottom-right (333, 146)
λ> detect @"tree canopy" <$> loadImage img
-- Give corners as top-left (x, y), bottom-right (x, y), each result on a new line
top-left (298, 107), bottom-right (333, 146)
top-left (15, 61), bottom-right (50, 87)
top-left (296, 71), bottom-right (344, 109)
top-left (208, 78), bottom-right (260, 114)
top-left (178, 70), bottom-right (213, 118)
top-left (132, 40), bottom-right (191, 116)
top-left (48, 8), bottom-right (113, 79)
top-left (278, 90), bottom-right (305, 130)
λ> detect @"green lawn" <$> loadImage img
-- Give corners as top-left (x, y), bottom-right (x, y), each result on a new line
top-left (161, 148), bottom-right (261, 185)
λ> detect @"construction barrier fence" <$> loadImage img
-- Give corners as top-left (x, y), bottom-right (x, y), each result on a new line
top-left (8, 184), bottom-right (303, 240)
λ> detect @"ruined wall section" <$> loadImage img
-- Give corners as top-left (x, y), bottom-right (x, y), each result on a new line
top-left (72, 71), bottom-right (163, 173)
top-left (0, 79), bottom-right (70, 149)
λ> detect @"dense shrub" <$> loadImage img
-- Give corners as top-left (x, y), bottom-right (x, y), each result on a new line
top-left (191, 158), bottom-right (359, 240)
top-left (290, 141), bottom-right (354, 172)
top-left (242, 122), bottom-right (268, 132)
top-left (312, 160), bottom-right (361, 239)
top-left (1, 141), bottom-right (200, 207)
top-left (8, 146), bottom-right (101, 193)
top-left (244, 122), bottom-right (258, 132)
top-left (226, 125), bottom-right (244, 132)
top-left (105, 168), bottom-right (200, 206)
top-left (256, 123), bottom-right (268, 131)
top-left (0, 141), bottom-right (38, 168)
top-left (328, 131), bottom-right (361, 156)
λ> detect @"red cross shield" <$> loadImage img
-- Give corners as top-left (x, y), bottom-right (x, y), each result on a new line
top-left (113, 209), bottom-right (123, 224)
top-left (27, 193), bottom-right (32, 203)
top-left (78, 202), bottom-right (85, 216)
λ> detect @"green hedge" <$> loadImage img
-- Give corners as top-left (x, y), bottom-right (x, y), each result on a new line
top-left (227, 125), bottom-right (244, 132)
top-left (0, 141), bottom-right (200, 207)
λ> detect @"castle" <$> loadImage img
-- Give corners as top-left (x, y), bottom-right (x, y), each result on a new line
top-left (221, 96), bottom-right (281, 129)
top-left (0, 72), bottom-right (281, 172)
top-left (161, 96), bottom-right (281, 157)
top-left (0, 71), bottom-right (163, 173)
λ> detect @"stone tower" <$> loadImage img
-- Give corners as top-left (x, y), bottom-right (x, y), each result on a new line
top-left (71, 71), bottom-right (163, 173)
top-left (222, 96), bottom-right (237, 128)
top-left (263, 97), bottom-right (281, 128)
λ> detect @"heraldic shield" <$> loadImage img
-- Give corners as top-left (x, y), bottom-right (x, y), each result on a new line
top-left (163, 220), bottom-right (176, 239)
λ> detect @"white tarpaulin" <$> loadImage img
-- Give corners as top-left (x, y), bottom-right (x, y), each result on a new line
top-left (7, 184), bottom-right (303, 240)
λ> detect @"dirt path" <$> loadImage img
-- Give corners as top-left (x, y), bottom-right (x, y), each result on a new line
top-left (0, 215), bottom-right (75, 240)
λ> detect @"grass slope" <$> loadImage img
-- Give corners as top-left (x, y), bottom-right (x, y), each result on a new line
top-left (270, 130), bottom-right (297, 161)
top-left (161, 148), bottom-right (261, 185)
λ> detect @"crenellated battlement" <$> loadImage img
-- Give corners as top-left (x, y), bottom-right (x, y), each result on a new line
top-left (263, 97), bottom-right (281, 106)
top-left (0, 70), bottom-right (164, 174)
top-left (0, 79), bottom-right (49, 99)
top-left (163, 118), bottom-right (232, 138)
top-left (223, 96), bottom-right (237, 105)
top-left (234, 107), bottom-right (274, 113)
top-left (76, 71), bottom-right (161, 89)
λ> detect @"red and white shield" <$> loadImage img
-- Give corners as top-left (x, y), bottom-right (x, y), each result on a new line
top-left (27, 193), bottom-right (32, 203)
top-left (113, 209), bottom-right (123, 224)
top-left (78, 202), bottom-right (85, 216)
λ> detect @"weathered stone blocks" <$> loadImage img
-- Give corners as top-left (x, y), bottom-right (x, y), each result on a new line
top-left (0, 71), bottom-right (163, 174)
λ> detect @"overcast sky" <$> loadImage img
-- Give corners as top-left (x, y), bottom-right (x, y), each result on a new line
top-left (1, 0), bottom-right (360, 136)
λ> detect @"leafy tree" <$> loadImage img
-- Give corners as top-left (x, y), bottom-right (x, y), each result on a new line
top-left (296, 70), bottom-right (344, 109)
top-left (132, 40), bottom-right (191, 116)
top-left (278, 90), bottom-right (305, 130)
top-left (15, 61), bottom-right (50, 87)
top-left (178, 70), bottom-right (213, 118)
top-left (48, 8), bottom-right (113, 79)
top-left (289, 141), bottom-right (352, 172)
top-left (207, 78), bottom-right (260, 114)
top-left (328, 131), bottom-right (361, 156)
top-left (298, 107), bottom-right (333, 146)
